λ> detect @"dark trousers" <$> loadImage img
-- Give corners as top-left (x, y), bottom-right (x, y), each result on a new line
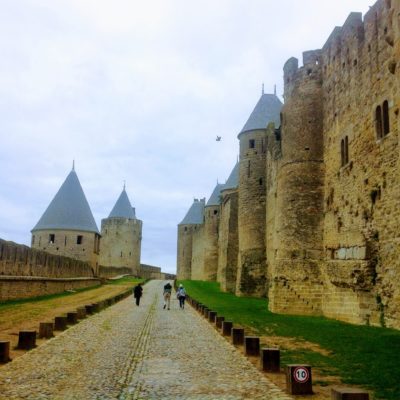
top-left (179, 296), bottom-right (185, 308)
top-left (135, 296), bottom-right (141, 306)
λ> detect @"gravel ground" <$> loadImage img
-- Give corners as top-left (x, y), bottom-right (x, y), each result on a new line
top-left (0, 280), bottom-right (292, 400)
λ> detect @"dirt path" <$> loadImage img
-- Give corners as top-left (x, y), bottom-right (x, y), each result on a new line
top-left (0, 282), bottom-right (134, 360)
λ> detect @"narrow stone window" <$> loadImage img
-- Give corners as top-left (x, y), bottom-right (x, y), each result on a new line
top-left (375, 105), bottom-right (383, 139)
top-left (184, 227), bottom-right (187, 232)
top-left (259, 178), bottom-right (263, 186)
top-left (383, 100), bottom-right (390, 135)
top-left (120, 251), bottom-right (123, 257)
top-left (77, 235), bottom-right (83, 245)
top-left (64, 236), bottom-right (67, 246)
top-left (31, 235), bottom-right (35, 246)
top-left (39, 237), bottom-right (41, 246)
top-left (247, 160), bottom-right (251, 177)
top-left (213, 209), bottom-right (218, 215)
top-left (49, 234), bottom-right (55, 244)
top-left (344, 136), bottom-right (349, 164)
top-left (249, 139), bottom-right (255, 149)
top-left (341, 139), bottom-right (345, 166)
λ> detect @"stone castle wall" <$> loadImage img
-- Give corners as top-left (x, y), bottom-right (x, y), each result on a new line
top-left (177, 0), bottom-right (400, 329)
top-left (98, 218), bottom-right (142, 276)
top-left (190, 224), bottom-right (205, 280)
top-left (177, 225), bottom-right (194, 280)
top-left (202, 205), bottom-right (220, 281)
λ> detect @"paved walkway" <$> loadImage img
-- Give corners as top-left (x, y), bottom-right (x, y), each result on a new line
top-left (0, 280), bottom-right (292, 399)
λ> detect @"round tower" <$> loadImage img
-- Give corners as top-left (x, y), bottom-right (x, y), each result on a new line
top-left (176, 198), bottom-right (205, 280)
top-left (203, 183), bottom-right (224, 281)
top-left (31, 166), bottom-right (100, 274)
top-left (270, 50), bottom-right (325, 314)
top-left (236, 92), bottom-right (282, 297)
top-left (98, 187), bottom-right (142, 277)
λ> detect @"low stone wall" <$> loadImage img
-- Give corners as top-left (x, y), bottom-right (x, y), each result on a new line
top-left (98, 265), bottom-right (133, 278)
top-left (0, 239), bottom-right (94, 278)
top-left (0, 276), bottom-right (101, 301)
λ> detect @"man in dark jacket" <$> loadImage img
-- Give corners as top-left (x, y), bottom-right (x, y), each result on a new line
top-left (133, 283), bottom-right (143, 306)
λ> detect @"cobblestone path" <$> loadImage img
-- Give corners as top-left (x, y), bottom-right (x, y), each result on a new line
top-left (0, 280), bottom-right (292, 400)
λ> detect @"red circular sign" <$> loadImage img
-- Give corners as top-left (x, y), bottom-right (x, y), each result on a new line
top-left (293, 366), bottom-right (309, 383)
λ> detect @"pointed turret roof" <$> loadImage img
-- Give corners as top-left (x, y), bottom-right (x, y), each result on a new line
top-left (206, 183), bottom-right (224, 207)
top-left (179, 198), bottom-right (205, 225)
top-left (239, 93), bottom-right (282, 137)
top-left (32, 169), bottom-right (99, 234)
top-left (108, 188), bottom-right (136, 219)
top-left (222, 162), bottom-right (239, 191)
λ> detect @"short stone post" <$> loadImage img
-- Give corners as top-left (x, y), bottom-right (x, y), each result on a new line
top-left (208, 311), bottom-right (217, 323)
top-left (286, 364), bottom-right (312, 395)
top-left (203, 307), bottom-right (209, 317)
top-left (331, 387), bottom-right (369, 400)
top-left (39, 322), bottom-right (54, 339)
top-left (85, 304), bottom-right (94, 314)
top-left (0, 341), bottom-right (11, 363)
top-left (76, 307), bottom-right (87, 319)
top-left (215, 316), bottom-right (225, 329)
top-left (67, 312), bottom-right (78, 325)
top-left (260, 348), bottom-right (280, 372)
top-left (244, 336), bottom-right (260, 356)
top-left (17, 331), bottom-right (37, 350)
top-left (221, 321), bottom-right (233, 336)
top-left (54, 316), bottom-right (68, 331)
top-left (231, 327), bottom-right (245, 346)
top-left (92, 303), bottom-right (100, 313)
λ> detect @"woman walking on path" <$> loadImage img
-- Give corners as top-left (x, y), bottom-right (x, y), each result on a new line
top-left (133, 283), bottom-right (143, 306)
top-left (177, 284), bottom-right (186, 309)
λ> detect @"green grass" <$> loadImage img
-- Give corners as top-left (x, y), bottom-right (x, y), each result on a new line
top-left (105, 276), bottom-right (145, 286)
top-left (0, 284), bottom-right (102, 309)
top-left (179, 280), bottom-right (400, 400)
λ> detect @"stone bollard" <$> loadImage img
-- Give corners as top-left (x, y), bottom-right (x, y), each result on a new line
top-left (221, 321), bottom-right (233, 336)
top-left (17, 331), bottom-right (37, 350)
top-left (76, 307), bottom-right (87, 319)
top-left (92, 303), bottom-right (100, 313)
top-left (215, 316), bottom-right (225, 329)
top-left (244, 336), bottom-right (260, 356)
top-left (0, 341), bottom-right (11, 363)
top-left (39, 322), bottom-right (54, 339)
top-left (208, 311), bottom-right (217, 323)
top-left (260, 348), bottom-right (280, 372)
top-left (231, 327), bottom-right (245, 346)
top-left (85, 304), bottom-right (94, 314)
top-left (286, 364), bottom-right (313, 395)
top-left (203, 307), bottom-right (209, 317)
top-left (54, 316), bottom-right (68, 331)
top-left (331, 387), bottom-right (369, 400)
top-left (67, 312), bottom-right (78, 325)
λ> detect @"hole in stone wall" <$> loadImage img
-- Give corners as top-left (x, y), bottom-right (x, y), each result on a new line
top-left (388, 61), bottom-right (396, 74)
top-left (353, 59), bottom-right (358, 66)
top-left (307, 68), bottom-right (312, 75)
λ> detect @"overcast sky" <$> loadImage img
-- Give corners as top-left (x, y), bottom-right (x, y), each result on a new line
top-left (0, 0), bottom-right (374, 274)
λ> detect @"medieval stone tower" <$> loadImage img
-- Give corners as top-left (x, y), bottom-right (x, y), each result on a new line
top-left (236, 91), bottom-right (282, 297)
top-left (217, 162), bottom-right (239, 293)
top-left (176, 198), bottom-right (205, 280)
top-left (98, 186), bottom-right (142, 276)
top-left (31, 166), bottom-right (100, 273)
top-left (268, 51), bottom-right (325, 314)
top-left (202, 184), bottom-right (224, 281)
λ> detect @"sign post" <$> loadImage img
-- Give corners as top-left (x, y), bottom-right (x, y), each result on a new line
top-left (286, 364), bottom-right (312, 395)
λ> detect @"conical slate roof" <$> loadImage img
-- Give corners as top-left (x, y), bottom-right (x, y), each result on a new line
top-left (206, 184), bottom-right (224, 207)
top-left (239, 93), bottom-right (282, 136)
top-left (223, 162), bottom-right (239, 191)
top-left (179, 198), bottom-right (205, 225)
top-left (108, 189), bottom-right (136, 219)
top-left (32, 169), bottom-right (99, 234)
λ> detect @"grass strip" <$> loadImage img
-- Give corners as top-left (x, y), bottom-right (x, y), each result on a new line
top-left (179, 280), bottom-right (400, 400)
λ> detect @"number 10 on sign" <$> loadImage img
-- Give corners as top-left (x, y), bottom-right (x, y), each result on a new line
top-left (293, 366), bottom-right (309, 383)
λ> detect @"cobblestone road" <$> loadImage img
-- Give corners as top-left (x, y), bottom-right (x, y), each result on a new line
top-left (0, 280), bottom-right (292, 400)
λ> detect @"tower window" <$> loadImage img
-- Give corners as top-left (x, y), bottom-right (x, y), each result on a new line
top-left (77, 235), bottom-right (83, 245)
top-left (341, 136), bottom-right (349, 167)
top-left (375, 101), bottom-right (390, 139)
top-left (383, 100), bottom-right (390, 135)
top-left (213, 209), bottom-right (218, 215)
top-left (375, 105), bottom-right (383, 138)
top-left (64, 236), bottom-right (67, 246)
top-left (31, 235), bottom-right (35, 246)
top-left (49, 234), bottom-right (55, 244)
top-left (249, 139), bottom-right (255, 149)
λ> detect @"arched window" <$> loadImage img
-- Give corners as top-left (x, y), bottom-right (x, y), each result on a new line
top-left (375, 105), bottom-right (382, 139)
top-left (383, 100), bottom-right (390, 135)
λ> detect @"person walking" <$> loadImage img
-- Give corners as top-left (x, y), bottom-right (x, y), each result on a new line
top-left (133, 283), bottom-right (143, 306)
top-left (163, 282), bottom-right (172, 310)
top-left (177, 284), bottom-right (186, 309)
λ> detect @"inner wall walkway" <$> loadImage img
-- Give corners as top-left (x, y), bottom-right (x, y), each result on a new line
top-left (0, 280), bottom-right (292, 400)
